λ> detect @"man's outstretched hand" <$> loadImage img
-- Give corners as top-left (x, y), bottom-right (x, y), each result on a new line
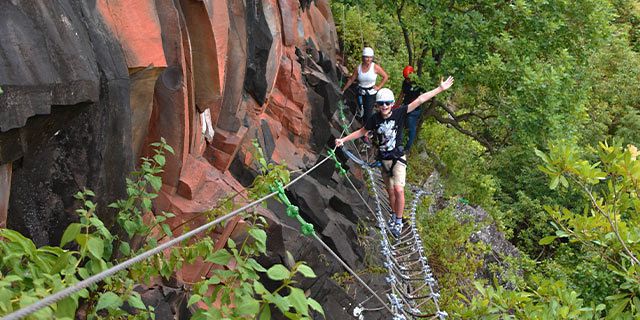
top-left (439, 76), bottom-right (454, 91)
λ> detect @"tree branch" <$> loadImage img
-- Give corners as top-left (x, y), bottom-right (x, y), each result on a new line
top-left (423, 103), bottom-right (495, 153)
top-left (394, 0), bottom-right (413, 65)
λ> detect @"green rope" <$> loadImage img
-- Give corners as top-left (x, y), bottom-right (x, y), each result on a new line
top-left (338, 102), bottom-right (351, 133)
top-left (270, 180), bottom-right (315, 236)
top-left (327, 149), bottom-right (348, 176)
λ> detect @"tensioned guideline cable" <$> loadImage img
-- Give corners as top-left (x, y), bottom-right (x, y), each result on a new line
top-left (3, 109), bottom-right (382, 319)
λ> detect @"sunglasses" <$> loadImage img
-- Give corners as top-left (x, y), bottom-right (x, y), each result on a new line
top-left (376, 101), bottom-right (394, 106)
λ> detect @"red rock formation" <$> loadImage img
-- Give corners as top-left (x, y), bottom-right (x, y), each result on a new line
top-left (0, 0), bottom-right (345, 311)
top-left (97, 0), bottom-right (168, 158)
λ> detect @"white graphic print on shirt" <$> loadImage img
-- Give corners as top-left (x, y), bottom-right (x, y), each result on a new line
top-left (377, 120), bottom-right (397, 152)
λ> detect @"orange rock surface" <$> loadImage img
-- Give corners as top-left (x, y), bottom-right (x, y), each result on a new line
top-left (97, 0), bottom-right (338, 283)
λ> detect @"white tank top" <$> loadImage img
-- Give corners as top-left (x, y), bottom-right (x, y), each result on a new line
top-left (358, 63), bottom-right (377, 89)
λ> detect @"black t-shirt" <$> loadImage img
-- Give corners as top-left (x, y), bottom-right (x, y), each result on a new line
top-left (401, 79), bottom-right (421, 105)
top-left (365, 105), bottom-right (408, 154)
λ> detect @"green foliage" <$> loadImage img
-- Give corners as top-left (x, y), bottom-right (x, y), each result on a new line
top-left (457, 277), bottom-right (604, 319)
top-left (0, 187), bottom-right (154, 319)
top-left (412, 120), bottom-right (497, 209)
top-left (415, 197), bottom-right (487, 310)
top-left (330, 1), bottom-right (407, 92)
top-left (0, 138), bottom-right (322, 319)
top-left (534, 141), bottom-right (640, 317)
top-left (188, 140), bottom-right (322, 319)
top-left (332, 0), bottom-right (640, 318)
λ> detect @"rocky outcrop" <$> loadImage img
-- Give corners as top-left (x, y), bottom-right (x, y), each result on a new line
top-left (424, 171), bottom-right (521, 288)
top-left (0, 1), bottom-right (132, 245)
top-left (0, 0), bottom-right (378, 318)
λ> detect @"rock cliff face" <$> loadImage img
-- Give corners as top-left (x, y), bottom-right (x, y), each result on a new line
top-left (0, 0), bottom-right (370, 318)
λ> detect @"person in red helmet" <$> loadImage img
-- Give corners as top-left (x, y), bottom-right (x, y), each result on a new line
top-left (397, 66), bottom-right (423, 151)
top-left (335, 76), bottom-right (454, 238)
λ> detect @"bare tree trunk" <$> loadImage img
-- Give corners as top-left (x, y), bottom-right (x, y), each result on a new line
top-left (394, 0), bottom-right (413, 65)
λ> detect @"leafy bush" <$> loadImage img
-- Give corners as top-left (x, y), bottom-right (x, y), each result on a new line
top-left (0, 139), bottom-right (323, 319)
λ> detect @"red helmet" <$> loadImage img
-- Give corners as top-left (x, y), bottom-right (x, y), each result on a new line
top-left (403, 65), bottom-right (414, 79)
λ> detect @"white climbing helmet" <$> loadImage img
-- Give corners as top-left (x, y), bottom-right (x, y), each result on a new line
top-left (376, 88), bottom-right (395, 102)
top-left (362, 47), bottom-right (374, 57)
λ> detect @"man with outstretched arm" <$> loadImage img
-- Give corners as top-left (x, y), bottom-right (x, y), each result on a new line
top-left (335, 76), bottom-right (454, 237)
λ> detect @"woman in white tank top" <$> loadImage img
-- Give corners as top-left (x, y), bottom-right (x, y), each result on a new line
top-left (341, 47), bottom-right (389, 122)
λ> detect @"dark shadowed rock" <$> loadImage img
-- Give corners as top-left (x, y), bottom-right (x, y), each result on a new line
top-left (134, 285), bottom-right (191, 320)
top-left (229, 152), bottom-right (259, 188)
top-left (299, 45), bottom-right (340, 153)
top-left (0, 1), bottom-right (100, 133)
top-left (244, 0), bottom-right (273, 106)
top-left (299, 0), bottom-right (313, 11)
top-left (260, 119), bottom-right (276, 161)
top-left (4, 1), bottom-right (132, 246)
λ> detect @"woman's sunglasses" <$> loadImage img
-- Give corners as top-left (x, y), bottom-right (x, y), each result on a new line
top-left (376, 101), bottom-right (394, 107)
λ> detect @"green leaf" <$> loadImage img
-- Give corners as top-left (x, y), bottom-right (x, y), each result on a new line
top-left (267, 264), bottom-right (290, 281)
top-left (205, 249), bottom-right (232, 265)
top-left (288, 287), bottom-right (308, 316)
top-left (188, 294), bottom-right (202, 307)
top-left (147, 175), bottom-right (162, 192)
top-left (236, 296), bottom-right (260, 315)
top-left (78, 268), bottom-right (90, 280)
top-left (259, 305), bottom-right (271, 320)
top-left (559, 175), bottom-right (569, 188)
top-left (539, 236), bottom-right (557, 245)
top-left (153, 154), bottom-right (166, 167)
top-left (248, 228), bottom-right (267, 251)
top-left (253, 281), bottom-right (268, 295)
top-left (1, 229), bottom-right (37, 254)
top-left (246, 258), bottom-right (268, 273)
top-left (96, 292), bottom-right (123, 311)
top-left (142, 198), bottom-right (152, 211)
top-left (296, 264), bottom-right (316, 278)
top-left (534, 149), bottom-right (550, 163)
top-left (606, 293), bottom-right (630, 300)
top-left (127, 293), bottom-right (146, 310)
top-left (54, 297), bottom-right (78, 318)
top-left (60, 223), bottom-right (82, 247)
top-left (307, 297), bottom-right (324, 317)
top-left (119, 242), bottom-right (131, 256)
top-left (270, 294), bottom-right (290, 313)
top-left (607, 297), bottom-right (629, 318)
top-left (161, 223), bottom-right (173, 237)
top-left (549, 175), bottom-right (560, 190)
top-left (87, 236), bottom-right (104, 259)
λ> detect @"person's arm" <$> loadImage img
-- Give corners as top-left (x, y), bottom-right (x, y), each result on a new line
top-left (373, 64), bottom-right (389, 91)
top-left (407, 76), bottom-right (454, 113)
top-left (341, 69), bottom-right (359, 94)
top-left (335, 127), bottom-right (368, 147)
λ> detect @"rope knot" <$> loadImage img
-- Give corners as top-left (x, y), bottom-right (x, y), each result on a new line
top-left (301, 222), bottom-right (315, 236)
top-left (286, 205), bottom-right (299, 217)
